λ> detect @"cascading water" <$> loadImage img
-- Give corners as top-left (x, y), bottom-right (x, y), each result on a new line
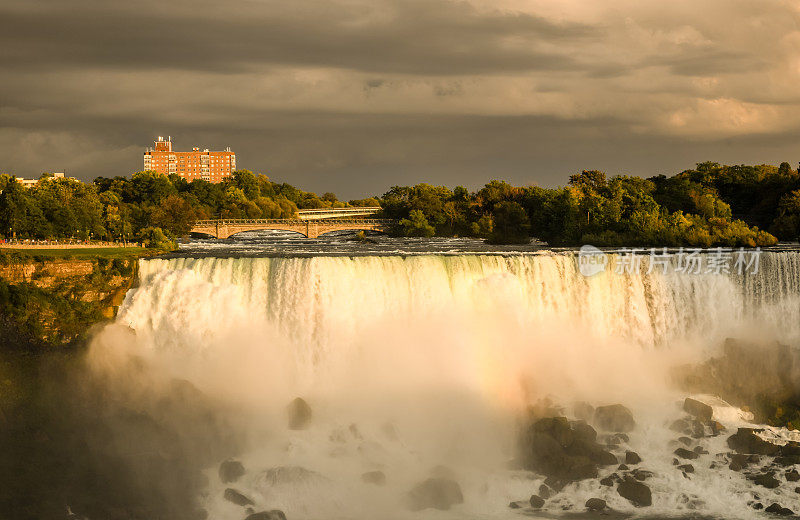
top-left (88, 251), bottom-right (800, 520)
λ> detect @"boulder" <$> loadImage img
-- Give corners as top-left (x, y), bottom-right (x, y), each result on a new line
top-left (361, 471), bottom-right (386, 485)
top-left (625, 451), bottom-right (642, 464)
top-left (219, 459), bottom-right (246, 483)
top-left (617, 477), bottom-right (652, 507)
top-left (683, 397), bottom-right (713, 421)
top-left (599, 475), bottom-right (617, 487)
top-left (692, 446), bottom-right (708, 455)
top-left (508, 501), bottom-right (526, 509)
top-left (538, 484), bottom-right (553, 499)
top-left (529, 495), bottom-right (545, 508)
top-left (224, 488), bottom-right (254, 507)
top-left (405, 478), bottom-right (463, 511)
top-left (245, 511), bottom-right (287, 520)
top-left (727, 428), bottom-right (780, 456)
top-left (585, 498), bottom-right (607, 511)
top-left (674, 448), bottom-right (699, 460)
top-left (786, 469), bottom-right (800, 482)
top-left (752, 502), bottom-right (764, 510)
top-left (678, 436), bottom-right (692, 446)
top-left (594, 405), bottom-right (635, 432)
top-left (519, 416), bottom-right (615, 481)
top-left (749, 473), bottom-right (780, 489)
top-left (765, 503), bottom-right (794, 516)
top-left (678, 464), bottom-right (694, 474)
top-left (287, 397), bottom-right (312, 430)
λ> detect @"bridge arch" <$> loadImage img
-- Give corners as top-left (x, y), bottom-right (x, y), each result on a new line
top-left (190, 219), bottom-right (394, 239)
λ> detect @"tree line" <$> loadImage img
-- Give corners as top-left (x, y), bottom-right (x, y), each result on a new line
top-left (2, 161), bottom-right (799, 247)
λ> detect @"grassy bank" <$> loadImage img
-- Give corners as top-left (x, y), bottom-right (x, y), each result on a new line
top-left (0, 247), bottom-right (149, 261)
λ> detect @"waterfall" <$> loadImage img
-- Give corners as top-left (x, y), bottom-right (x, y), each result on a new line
top-left (90, 251), bottom-right (800, 520)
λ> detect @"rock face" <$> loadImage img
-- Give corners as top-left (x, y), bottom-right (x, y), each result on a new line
top-left (223, 488), bottom-right (254, 507)
top-left (617, 477), bottom-right (652, 507)
top-left (405, 478), bottom-right (464, 511)
top-left (287, 398), bottom-right (312, 430)
top-left (245, 511), bottom-right (287, 520)
top-left (518, 417), bottom-right (618, 481)
top-left (219, 459), bottom-right (245, 483)
top-left (594, 404), bottom-right (636, 432)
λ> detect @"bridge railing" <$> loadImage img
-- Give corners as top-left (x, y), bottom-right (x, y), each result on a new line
top-left (296, 207), bottom-right (381, 214)
top-left (193, 219), bottom-right (395, 226)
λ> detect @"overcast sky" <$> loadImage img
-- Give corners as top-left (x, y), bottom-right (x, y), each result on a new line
top-left (1, 0), bottom-right (799, 198)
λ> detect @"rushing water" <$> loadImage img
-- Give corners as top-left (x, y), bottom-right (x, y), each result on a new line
top-left (85, 236), bottom-right (800, 520)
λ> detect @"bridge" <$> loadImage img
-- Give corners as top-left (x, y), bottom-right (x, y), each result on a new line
top-left (190, 219), bottom-right (394, 239)
top-left (296, 207), bottom-right (381, 220)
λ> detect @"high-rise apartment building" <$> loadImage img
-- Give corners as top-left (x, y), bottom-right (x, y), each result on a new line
top-left (143, 136), bottom-right (236, 182)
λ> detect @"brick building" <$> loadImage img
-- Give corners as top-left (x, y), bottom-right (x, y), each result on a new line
top-left (143, 136), bottom-right (236, 182)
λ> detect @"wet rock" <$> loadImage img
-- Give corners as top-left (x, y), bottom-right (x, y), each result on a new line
top-left (529, 495), bottom-right (545, 508)
top-left (710, 421), bottom-right (726, 435)
top-left (599, 474), bottom-right (617, 487)
top-left (752, 502), bottom-right (764, 510)
top-left (538, 484), bottom-right (553, 499)
top-left (674, 448), bottom-right (699, 460)
top-left (224, 488), bottom-right (254, 507)
top-left (669, 418), bottom-right (691, 434)
top-left (519, 416), bottom-right (617, 481)
top-left (690, 420), bottom-right (707, 439)
top-left (219, 459), bottom-right (246, 484)
top-left (631, 469), bottom-right (654, 481)
top-left (795, 487), bottom-right (800, 493)
top-left (245, 511), bottom-right (287, 520)
top-left (785, 469), bottom-right (800, 482)
top-left (585, 498), bottom-right (607, 511)
top-left (765, 503), bottom-right (794, 515)
top-left (749, 473), bottom-right (780, 489)
top-left (594, 405), bottom-right (635, 432)
top-left (727, 428), bottom-right (780, 456)
top-left (678, 436), bottom-right (692, 446)
top-left (617, 477), bottom-right (652, 507)
top-left (693, 446), bottom-right (708, 455)
top-left (405, 478), bottom-right (463, 511)
top-left (612, 433), bottom-right (630, 443)
top-left (361, 471), bottom-right (386, 485)
top-left (683, 397), bottom-right (713, 421)
top-left (678, 464), bottom-right (695, 474)
top-left (572, 420), bottom-right (598, 443)
top-left (617, 464), bottom-right (629, 471)
top-left (287, 397), bottom-right (312, 430)
top-left (508, 501), bottom-right (526, 509)
top-left (625, 451), bottom-right (642, 464)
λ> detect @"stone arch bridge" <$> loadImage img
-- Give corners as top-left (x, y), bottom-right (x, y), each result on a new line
top-left (190, 219), bottom-right (395, 239)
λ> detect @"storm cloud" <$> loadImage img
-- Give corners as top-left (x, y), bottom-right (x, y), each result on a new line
top-left (1, 0), bottom-right (799, 198)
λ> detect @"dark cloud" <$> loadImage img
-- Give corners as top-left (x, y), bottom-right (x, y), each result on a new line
top-left (0, 0), bottom-right (597, 75)
top-left (1, 0), bottom-right (799, 198)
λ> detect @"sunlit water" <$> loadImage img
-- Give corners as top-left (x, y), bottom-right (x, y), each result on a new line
top-left (87, 233), bottom-right (800, 519)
